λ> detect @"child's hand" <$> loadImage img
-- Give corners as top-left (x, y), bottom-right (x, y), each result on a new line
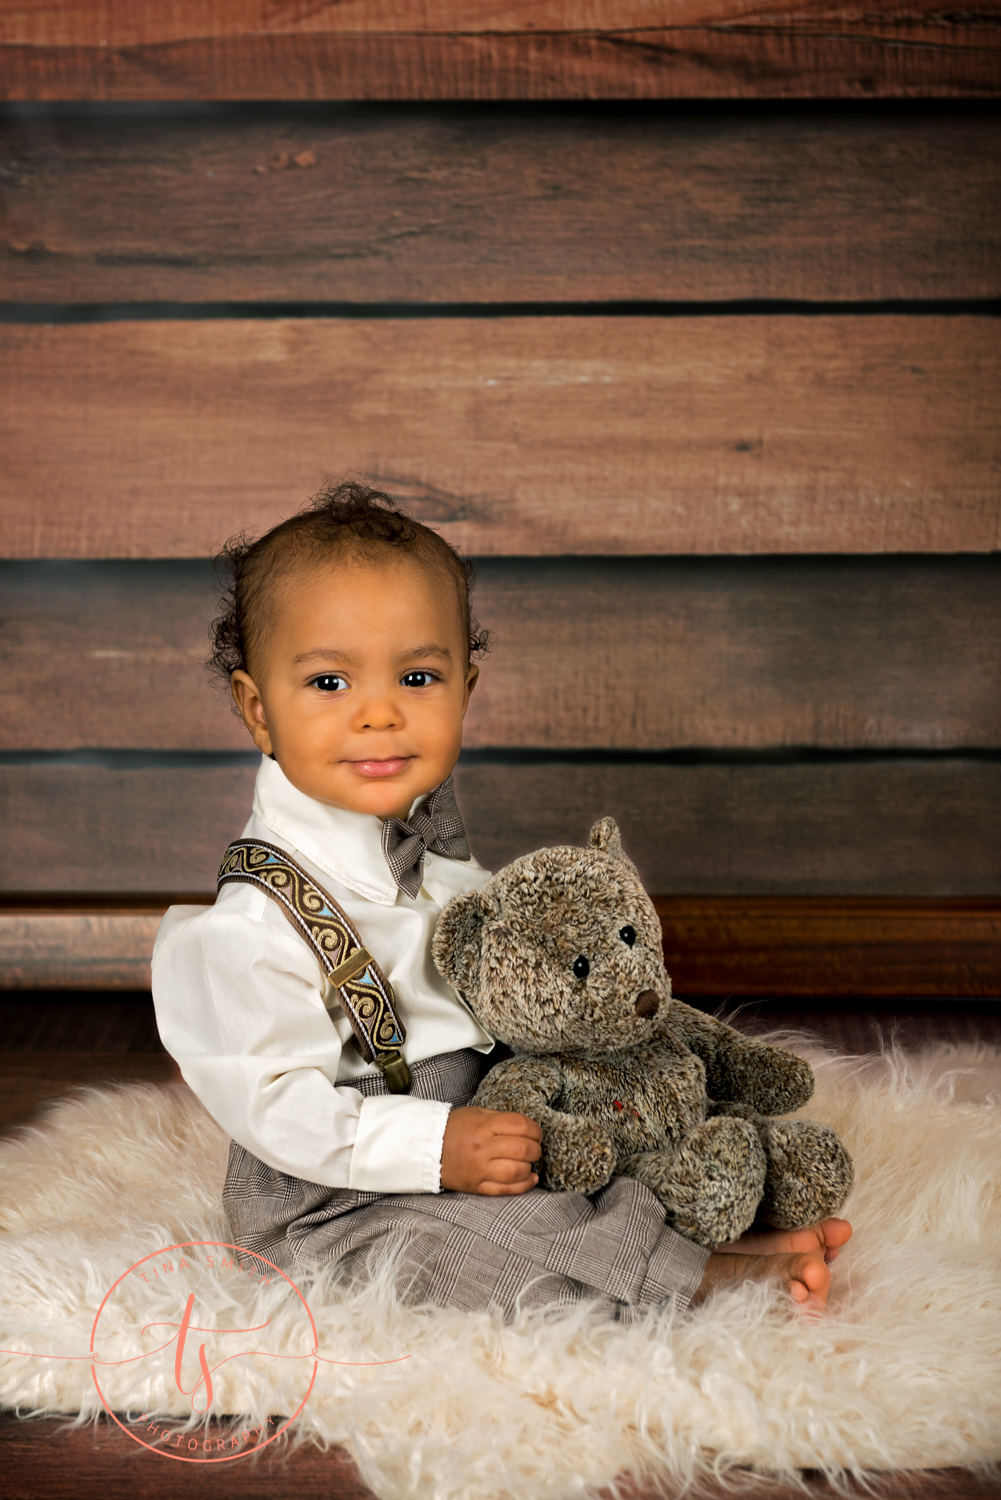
top-left (440, 1106), bottom-right (542, 1195)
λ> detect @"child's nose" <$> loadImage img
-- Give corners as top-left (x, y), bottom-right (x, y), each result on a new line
top-left (354, 695), bottom-right (400, 731)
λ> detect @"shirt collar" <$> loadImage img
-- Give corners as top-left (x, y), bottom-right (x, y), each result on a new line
top-left (249, 756), bottom-right (436, 907)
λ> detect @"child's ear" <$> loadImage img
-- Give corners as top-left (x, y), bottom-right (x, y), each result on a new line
top-left (461, 662), bottom-right (480, 716)
top-left (231, 670), bottom-right (274, 757)
top-left (432, 890), bottom-right (490, 995)
top-left (587, 816), bottom-right (642, 881)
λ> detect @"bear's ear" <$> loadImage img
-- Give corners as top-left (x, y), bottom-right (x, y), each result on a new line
top-left (431, 889), bottom-right (491, 996)
top-left (587, 816), bottom-right (643, 882)
top-left (588, 816), bottom-right (625, 861)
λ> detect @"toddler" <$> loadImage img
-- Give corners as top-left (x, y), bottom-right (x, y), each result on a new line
top-left (152, 482), bottom-right (849, 1318)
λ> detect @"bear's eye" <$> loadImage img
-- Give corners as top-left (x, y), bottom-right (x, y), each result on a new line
top-left (619, 925), bottom-right (636, 946)
top-left (572, 955), bottom-right (590, 980)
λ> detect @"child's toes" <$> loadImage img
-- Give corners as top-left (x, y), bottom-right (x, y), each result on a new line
top-left (818, 1217), bottom-right (852, 1260)
top-left (785, 1226), bottom-right (824, 1255)
top-left (791, 1251), bottom-right (832, 1307)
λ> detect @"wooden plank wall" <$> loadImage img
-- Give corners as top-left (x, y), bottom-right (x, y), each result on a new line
top-left (2, 2), bottom-right (1001, 100)
top-left (1, 5), bottom-right (999, 992)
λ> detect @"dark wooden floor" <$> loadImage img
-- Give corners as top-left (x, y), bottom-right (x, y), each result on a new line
top-left (2, 1412), bottom-right (999, 1500)
top-left (704, 995), bottom-right (1001, 1055)
top-left (1, 991), bottom-right (999, 1500)
top-left (3, 991), bottom-right (999, 1139)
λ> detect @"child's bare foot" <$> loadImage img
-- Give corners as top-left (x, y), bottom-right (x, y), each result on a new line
top-left (692, 1247), bottom-right (833, 1309)
top-left (717, 1216), bottom-right (852, 1264)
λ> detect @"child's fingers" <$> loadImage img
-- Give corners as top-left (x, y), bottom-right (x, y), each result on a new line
top-left (490, 1111), bottom-right (543, 1142)
top-left (482, 1156), bottom-right (538, 1185)
top-left (438, 1108), bottom-right (543, 1194)
top-left (476, 1175), bottom-right (539, 1197)
top-left (488, 1134), bottom-right (541, 1164)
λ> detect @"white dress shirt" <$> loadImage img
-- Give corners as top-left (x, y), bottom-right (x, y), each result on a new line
top-left (151, 756), bottom-right (495, 1193)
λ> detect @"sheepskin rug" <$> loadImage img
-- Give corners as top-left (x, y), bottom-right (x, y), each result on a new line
top-left (1, 1038), bottom-right (1000, 1499)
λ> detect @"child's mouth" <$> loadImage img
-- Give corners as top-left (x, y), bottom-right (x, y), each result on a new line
top-left (349, 757), bottom-right (413, 778)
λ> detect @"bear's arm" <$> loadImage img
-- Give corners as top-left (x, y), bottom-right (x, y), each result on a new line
top-left (473, 1054), bottom-right (564, 1117)
top-left (473, 1054), bottom-right (619, 1195)
top-left (666, 1000), bottom-right (814, 1115)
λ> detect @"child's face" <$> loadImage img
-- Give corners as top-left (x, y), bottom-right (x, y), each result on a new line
top-left (230, 554), bottom-right (478, 821)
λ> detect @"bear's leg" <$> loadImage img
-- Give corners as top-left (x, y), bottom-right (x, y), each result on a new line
top-left (755, 1119), bottom-right (855, 1230)
top-left (620, 1116), bottom-right (767, 1248)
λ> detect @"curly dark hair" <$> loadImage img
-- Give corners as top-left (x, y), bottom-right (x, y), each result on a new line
top-left (208, 480), bottom-right (490, 685)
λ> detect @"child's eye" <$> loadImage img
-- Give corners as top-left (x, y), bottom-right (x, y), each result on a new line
top-left (311, 674), bottom-right (349, 693)
top-left (401, 670), bottom-right (437, 688)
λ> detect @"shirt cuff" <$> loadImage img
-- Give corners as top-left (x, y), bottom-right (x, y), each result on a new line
top-left (348, 1094), bottom-right (453, 1194)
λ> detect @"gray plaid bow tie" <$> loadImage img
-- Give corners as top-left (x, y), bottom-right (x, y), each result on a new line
top-left (380, 774), bottom-right (470, 898)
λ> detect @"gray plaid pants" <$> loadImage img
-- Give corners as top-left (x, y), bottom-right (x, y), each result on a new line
top-left (223, 1049), bottom-right (709, 1321)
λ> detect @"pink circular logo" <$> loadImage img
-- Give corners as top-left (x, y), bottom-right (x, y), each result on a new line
top-left (90, 1241), bottom-right (318, 1463)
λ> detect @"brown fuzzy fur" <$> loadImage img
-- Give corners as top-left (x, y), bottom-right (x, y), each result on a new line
top-left (433, 818), bottom-right (853, 1248)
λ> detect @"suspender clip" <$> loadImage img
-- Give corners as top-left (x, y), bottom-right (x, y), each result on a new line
top-left (376, 1050), bottom-right (412, 1095)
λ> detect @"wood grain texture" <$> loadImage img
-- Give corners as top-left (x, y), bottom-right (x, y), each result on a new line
top-left (4, 105), bottom-right (1000, 303)
top-left (4, 1415), bottom-right (997, 1500)
top-left (0, 764), bottom-right (258, 894)
top-left (2, 759), bottom-right (999, 896)
top-left (711, 999), bottom-right (1001, 1051)
top-left (0, 908), bottom-right (164, 988)
top-left (0, 562), bottom-right (241, 751)
top-left (0, 1054), bottom-right (181, 1136)
top-left (656, 897), bottom-right (1001, 997)
top-left (451, 760), bottom-right (1001, 896)
top-left (465, 558), bottom-right (1001, 751)
top-left (4, 895), bottom-right (997, 995)
top-left (0, 1412), bottom-right (376, 1500)
top-left (1, 3), bottom-right (999, 100)
top-left (2, 317), bottom-right (998, 558)
top-left (0, 990), bottom-right (165, 1049)
top-left (3, 557), bottom-right (1000, 752)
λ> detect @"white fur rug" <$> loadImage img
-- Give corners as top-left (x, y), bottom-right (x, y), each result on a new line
top-left (1, 1039), bottom-right (1000, 1499)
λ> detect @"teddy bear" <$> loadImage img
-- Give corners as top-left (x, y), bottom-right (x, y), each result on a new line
top-left (432, 817), bottom-right (853, 1249)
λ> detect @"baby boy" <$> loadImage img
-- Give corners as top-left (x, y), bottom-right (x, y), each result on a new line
top-left (152, 482), bottom-right (849, 1317)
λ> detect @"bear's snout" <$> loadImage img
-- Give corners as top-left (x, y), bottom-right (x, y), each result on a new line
top-left (635, 990), bottom-right (659, 1017)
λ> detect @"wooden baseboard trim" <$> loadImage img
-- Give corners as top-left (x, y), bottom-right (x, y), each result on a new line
top-left (1, 895), bottom-right (998, 996)
top-left (0, 896), bottom-right (211, 991)
top-left (656, 896), bottom-right (1001, 998)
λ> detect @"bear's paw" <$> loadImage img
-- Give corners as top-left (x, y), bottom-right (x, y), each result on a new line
top-left (542, 1116), bottom-right (618, 1195)
top-left (756, 1119), bottom-right (855, 1230)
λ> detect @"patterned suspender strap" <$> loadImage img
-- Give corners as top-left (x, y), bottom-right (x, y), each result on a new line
top-left (217, 839), bottom-right (411, 1095)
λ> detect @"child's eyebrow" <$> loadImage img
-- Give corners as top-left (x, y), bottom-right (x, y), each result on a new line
top-left (291, 647), bottom-right (355, 666)
top-left (397, 643), bottom-right (452, 663)
top-left (290, 644), bottom-right (452, 667)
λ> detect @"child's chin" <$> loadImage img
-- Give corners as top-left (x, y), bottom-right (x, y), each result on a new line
top-left (346, 786), bottom-right (410, 814)
top-left (294, 776), bottom-right (407, 816)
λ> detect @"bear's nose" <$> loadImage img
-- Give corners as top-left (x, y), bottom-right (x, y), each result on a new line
top-left (635, 990), bottom-right (659, 1017)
